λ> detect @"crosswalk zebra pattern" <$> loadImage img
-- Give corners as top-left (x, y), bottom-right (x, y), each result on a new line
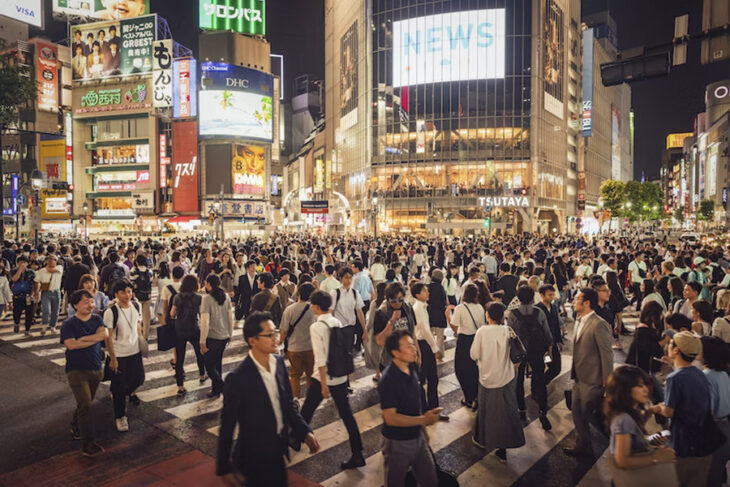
top-left (0, 306), bottom-right (640, 486)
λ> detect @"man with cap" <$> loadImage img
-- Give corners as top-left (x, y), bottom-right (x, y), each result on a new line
top-left (689, 256), bottom-right (712, 301)
top-left (653, 331), bottom-right (713, 487)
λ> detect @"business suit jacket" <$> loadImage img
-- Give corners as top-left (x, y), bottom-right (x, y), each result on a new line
top-left (571, 312), bottom-right (613, 386)
top-left (217, 355), bottom-right (311, 481)
top-left (234, 273), bottom-right (258, 316)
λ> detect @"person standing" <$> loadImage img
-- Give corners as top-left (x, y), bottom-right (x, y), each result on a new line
top-left (427, 269), bottom-right (448, 358)
top-left (379, 329), bottom-right (440, 487)
top-left (129, 254), bottom-right (153, 340)
top-left (564, 288), bottom-right (613, 457)
top-left (353, 260), bottom-right (374, 315)
top-left (470, 302), bottom-right (526, 462)
top-left (279, 282), bottom-right (316, 399)
top-left (36, 255), bottom-right (64, 336)
top-left (217, 311), bottom-right (320, 487)
top-left (64, 255), bottom-right (90, 304)
top-left (535, 284), bottom-right (564, 384)
top-left (628, 253), bottom-right (648, 312)
top-left (170, 275), bottom-right (206, 395)
top-left (330, 267), bottom-right (368, 352)
top-left (200, 274), bottom-right (233, 398)
top-left (103, 280), bottom-right (145, 432)
top-left (61, 289), bottom-right (108, 457)
top-left (11, 256), bottom-right (36, 335)
top-left (249, 272), bottom-right (283, 327)
top-left (234, 261), bottom-right (258, 321)
top-left (412, 282), bottom-right (447, 420)
top-left (700, 336), bottom-right (730, 487)
top-left (448, 283), bottom-right (485, 409)
top-left (299, 290), bottom-right (365, 470)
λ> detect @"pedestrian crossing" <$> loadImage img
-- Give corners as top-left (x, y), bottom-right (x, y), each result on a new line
top-left (0, 307), bottom-right (640, 487)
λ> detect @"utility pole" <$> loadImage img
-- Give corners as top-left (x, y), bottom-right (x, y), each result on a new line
top-left (219, 184), bottom-right (224, 241)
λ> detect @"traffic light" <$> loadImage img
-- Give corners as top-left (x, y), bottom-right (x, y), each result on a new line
top-left (483, 217), bottom-right (491, 228)
top-left (520, 187), bottom-right (528, 196)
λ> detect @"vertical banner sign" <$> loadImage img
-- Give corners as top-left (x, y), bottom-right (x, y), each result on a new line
top-left (152, 39), bottom-right (173, 108)
top-left (543, 0), bottom-right (564, 119)
top-left (173, 58), bottom-right (197, 118)
top-left (65, 112), bottom-right (73, 187)
top-left (199, 0), bottom-right (266, 36)
top-left (36, 42), bottom-right (59, 112)
top-left (340, 21), bottom-right (358, 130)
top-left (611, 105), bottom-right (621, 180)
top-left (172, 121), bottom-right (199, 213)
top-left (581, 28), bottom-right (594, 137)
top-left (577, 171), bottom-right (586, 212)
top-left (314, 157), bottom-right (325, 193)
top-left (325, 158), bottom-right (332, 190)
top-left (272, 77), bottom-right (280, 161)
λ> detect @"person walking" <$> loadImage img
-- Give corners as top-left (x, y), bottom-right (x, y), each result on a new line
top-left (129, 254), bottom-right (153, 340)
top-left (700, 336), bottom-right (730, 487)
top-left (470, 302), bottom-right (526, 462)
top-left (199, 274), bottom-right (233, 398)
top-left (234, 260), bottom-right (258, 321)
top-left (249, 272), bottom-right (283, 327)
top-left (535, 284), bottom-right (564, 384)
top-left (448, 283), bottom-right (485, 409)
top-left (564, 288), bottom-right (613, 457)
top-left (330, 267), bottom-right (368, 352)
top-left (67, 274), bottom-right (109, 318)
top-left (36, 255), bottom-right (64, 336)
top-left (427, 269), bottom-right (448, 359)
top-left (11, 256), bottom-right (36, 336)
top-left (412, 281), bottom-right (447, 420)
top-left (217, 311), bottom-right (320, 487)
top-left (103, 280), bottom-right (145, 432)
top-left (279, 282), bottom-right (315, 399)
top-left (170, 274), bottom-right (206, 395)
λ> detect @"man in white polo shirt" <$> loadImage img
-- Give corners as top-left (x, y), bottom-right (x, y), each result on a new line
top-left (330, 267), bottom-right (368, 351)
top-left (36, 255), bottom-right (64, 335)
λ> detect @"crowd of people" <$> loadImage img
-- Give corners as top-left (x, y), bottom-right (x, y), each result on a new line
top-left (2, 230), bottom-right (729, 487)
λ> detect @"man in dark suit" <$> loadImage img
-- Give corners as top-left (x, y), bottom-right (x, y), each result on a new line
top-left (234, 261), bottom-right (258, 320)
top-left (64, 255), bottom-right (91, 297)
top-left (217, 311), bottom-right (320, 486)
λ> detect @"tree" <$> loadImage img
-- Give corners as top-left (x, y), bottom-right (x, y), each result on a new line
top-left (599, 180), bottom-right (625, 230)
top-left (674, 206), bottom-right (685, 224)
top-left (624, 180), bottom-right (643, 222)
top-left (698, 199), bottom-right (715, 221)
top-left (639, 182), bottom-right (665, 222)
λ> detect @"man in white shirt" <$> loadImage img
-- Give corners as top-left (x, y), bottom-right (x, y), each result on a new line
top-left (320, 265), bottom-right (341, 293)
top-left (481, 249), bottom-right (498, 288)
top-left (370, 256), bottom-right (387, 285)
top-left (628, 253), bottom-right (648, 312)
top-left (332, 267), bottom-right (368, 350)
top-left (103, 280), bottom-right (143, 432)
top-left (36, 255), bottom-right (64, 335)
top-left (299, 291), bottom-right (365, 470)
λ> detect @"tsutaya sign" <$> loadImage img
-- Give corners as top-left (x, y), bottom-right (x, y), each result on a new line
top-left (484, 196), bottom-right (530, 207)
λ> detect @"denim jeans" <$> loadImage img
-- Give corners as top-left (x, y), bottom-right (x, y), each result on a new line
top-left (41, 290), bottom-right (60, 328)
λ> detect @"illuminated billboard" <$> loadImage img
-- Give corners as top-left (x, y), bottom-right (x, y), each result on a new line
top-left (543, 0), bottom-right (564, 119)
top-left (392, 9), bottom-right (505, 87)
top-left (199, 62), bottom-right (274, 141)
top-left (53, 0), bottom-right (149, 20)
top-left (340, 22), bottom-right (358, 130)
top-left (199, 0), bottom-right (265, 36)
top-left (1, 1), bottom-right (42, 27)
top-left (173, 58), bottom-right (197, 118)
top-left (232, 145), bottom-right (266, 196)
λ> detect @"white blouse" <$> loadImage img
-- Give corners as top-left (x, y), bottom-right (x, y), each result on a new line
top-left (451, 302), bottom-right (486, 335)
top-left (470, 325), bottom-right (515, 389)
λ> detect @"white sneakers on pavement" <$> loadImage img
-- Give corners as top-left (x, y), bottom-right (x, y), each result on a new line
top-left (115, 416), bottom-right (129, 432)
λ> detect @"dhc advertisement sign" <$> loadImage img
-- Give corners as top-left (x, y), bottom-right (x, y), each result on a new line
top-left (392, 9), bottom-right (506, 87)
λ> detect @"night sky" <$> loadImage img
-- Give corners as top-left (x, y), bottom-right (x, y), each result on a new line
top-left (35, 0), bottom-right (728, 180)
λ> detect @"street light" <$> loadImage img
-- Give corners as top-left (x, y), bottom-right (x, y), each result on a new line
top-left (30, 169), bottom-right (43, 247)
top-left (82, 201), bottom-right (89, 238)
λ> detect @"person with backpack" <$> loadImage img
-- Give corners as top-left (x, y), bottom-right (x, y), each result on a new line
top-left (249, 272), bottom-right (283, 327)
top-left (200, 274), bottom-right (233, 399)
top-left (279, 282), bottom-right (315, 398)
top-left (159, 266), bottom-right (184, 369)
top-left (169, 274), bottom-right (206, 396)
top-left (628, 253), bottom-right (648, 312)
top-left (506, 285), bottom-right (554, 430)
top-left (99, 252), bottom-right (128, 299)
top-left (103, 280), bottom-right (145, 432)
top-left (10, 256), bottom-right (36, 336)
top-left (129, 254), bottom-right (153, 340)
top-left (330, 267), bottom-right (368, 353)
top-left (299, 290), bottom-right (365, 470)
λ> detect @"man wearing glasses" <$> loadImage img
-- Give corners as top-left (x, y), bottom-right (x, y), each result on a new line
top-left (374, 282), bottom-right (418, 370)
top-left (217, 311), bottom-right (320, 486)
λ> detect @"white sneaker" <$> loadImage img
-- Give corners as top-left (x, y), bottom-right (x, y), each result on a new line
top-left (115, 416), bottom-right (129, 432)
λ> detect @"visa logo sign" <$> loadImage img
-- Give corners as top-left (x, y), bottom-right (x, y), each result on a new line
top-left (392, 9), bottom-right (505, 87)
top-left (0, 1), bottom-right (42, 27)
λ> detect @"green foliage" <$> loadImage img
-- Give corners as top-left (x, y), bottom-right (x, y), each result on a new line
top-left (698, 199), bottom-right (715, 221)
top-left (673, 206), bottom-right (685, 224)
top-left (0, 39), bottom-right (37, 128)
top-left (599, 180), bottom-right (625, 217)
top-left (599, 179), bottom-right (666, 223)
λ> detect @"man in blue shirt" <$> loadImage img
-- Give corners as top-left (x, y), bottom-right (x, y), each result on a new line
top-left (655, 331), bottom-right (712, 487)
top-left (60, 289), bottom-right (109, 458)
top-left (352, 260), bottom-right (373, 312)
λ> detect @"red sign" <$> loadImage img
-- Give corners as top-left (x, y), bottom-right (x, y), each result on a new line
top-left (172, 121), bottom-right (199, 213)
top-left (160, 134), bottom-right (167, 157)
top-left (36, 42), bottom-right (58, 112)
top-left (136, 170), bottom-right (150, 183)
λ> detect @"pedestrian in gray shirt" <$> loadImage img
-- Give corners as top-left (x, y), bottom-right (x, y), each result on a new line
top-left (279, 282), bottom-right (316, 398)
top-left (200, 274), bottom-right (234, 398)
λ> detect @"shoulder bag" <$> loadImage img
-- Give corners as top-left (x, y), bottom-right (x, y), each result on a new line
top-left (507, 326), bottom-right (527, 364)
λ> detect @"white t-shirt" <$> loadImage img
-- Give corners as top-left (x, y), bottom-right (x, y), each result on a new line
top-left (451, 302), bottom-right (486, 336)
top-left (35, 266), bottom-right (64, 291)
top-left (413, 300), bottom-right (438, 353)
top-left (103, 303), bottom-right (141, 358)
top-left (331, 286), bottom-right (365, 326)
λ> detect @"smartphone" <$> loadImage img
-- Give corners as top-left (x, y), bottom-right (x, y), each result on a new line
top-left (660, 430), bottom-right (671, 438)
top-left (544, 355), bottom-right (552, 364)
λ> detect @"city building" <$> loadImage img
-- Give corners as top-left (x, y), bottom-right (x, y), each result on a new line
top-left (661, 131), bottom-right (693, 216)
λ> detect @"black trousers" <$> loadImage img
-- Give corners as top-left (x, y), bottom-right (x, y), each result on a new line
top-left (544, 345), bottom-right (562, 384)
top-left (418, 340), bottom-right (439, 410)
top-left (175, 332), bottom-right (205, 386)
top-left (204, 337), bottom-right (229, 394)
top-left (13, 296), bottom-right (35, 331)
top-left (631, 282), bottom-right (642, 311)
top-left (516, 352), bottom-right (548, 414)
top-left (110, 352), bottom-right (145, 418)
top-left (301, 379), bottom-right (363, 455)
top-left (454, 334), bottom-right (479, 404)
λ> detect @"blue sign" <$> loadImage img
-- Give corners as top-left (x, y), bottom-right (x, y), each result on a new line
top-left (581, 28), bottom-right (594, 137)
top-left (172, 58), bottom-right (197, 119)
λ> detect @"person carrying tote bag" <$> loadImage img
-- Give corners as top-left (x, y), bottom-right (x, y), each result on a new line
top-left (605, 365), bottom-right (678, 487)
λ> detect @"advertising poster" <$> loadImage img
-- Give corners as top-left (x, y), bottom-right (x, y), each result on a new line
top-left (53, 0), bottom-right (149, 20)
top-left (543, 0), bottom-right (564, 119)
top-left (173, 58), bottom-right (197, 118)
top-left (581, 28), bottom-right (594, 137)
top-left (708, 145), bottom-right (718, 197)
top-left (71, 14), bottom-right (155, 81)
top-left (314, 157), bottom-right (325, 193)
top-left (36, 42), bottom-right (59, 112)
top-left (232, 145), bottom-right (266, 196)
top-left (40, 140), bottom-right (68, 218)
top-left (172, 121), bottom-right (200, 213)
top-left (340, 22), bottom-right (358, 130)
top-left (16, 41), bottom-right (32, 78)
top-left (199, 62), bottom-right (274, 141)
top-left (611, 105), bottom-right (621, 180)
top-left (152, 39), bottom-right (173, 108)
top-left (1, 0), bottom-right (42, 27)
top-left (325, 159), bottom-right (332, 190)
top-left (199, 0), bottom-right (266, 36)
top-left (392, 9), bottom-right (506, 87)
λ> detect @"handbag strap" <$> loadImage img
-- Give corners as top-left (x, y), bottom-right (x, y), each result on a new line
top-left (285, 304), bottom-right (310, 342)
top-left (464, 304), bottom-right (479, 330)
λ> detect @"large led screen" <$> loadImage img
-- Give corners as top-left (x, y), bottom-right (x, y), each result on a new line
top-left (199, 62), bottom-right (274, 141)
top-left (392, 9), bottom-right (505, 87)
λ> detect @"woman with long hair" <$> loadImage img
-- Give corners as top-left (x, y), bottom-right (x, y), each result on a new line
top-left (170, 274), bottom-right (205, 396)
top-left (711, 290), bottom-right (730, 343)
top-left (67, 273), bottom-right (109, 317)
top-left (474, 279), bottom-right (496, 309)
top-left (626, 301), bottom-right (664, 375)
top-left (607, 270), bottom-right (629, 337)
top-left (216, 251), bottom-right (237, 296)
top-left (448, 283), bottom-right (485, 409)
top-left (701, 336), bottom-right (730, 487)
top-left (691, 300), bottom-right (714, 336)
top-left (444, 264), bottom-right (460, 307)
top-left (604, 365), bottom-right (676, 484)
top-left (200, 274), bottom-right (233, 398)
top-left (668, 277), bottom-right (685, 311)
top-left (640, 279), bottom-right (666, 311)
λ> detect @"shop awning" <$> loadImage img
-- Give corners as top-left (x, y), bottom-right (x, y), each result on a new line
top-left (166, 216), bottom-right (200, 223)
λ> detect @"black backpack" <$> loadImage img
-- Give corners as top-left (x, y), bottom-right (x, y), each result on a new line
top-left (164, 284), bottom-right (177, 326)
top-left (105, 265), bottom-right (127, 296)
top-left (512, 308), bottom-right (549, 354)
top-left (326, 320), bottom-right (356, 378)
top-left (102, 300), bottom-right (141, 348)
top-left (133, 268), bottom-right (152, 301)
top-left (174, 293), bottom-right (201, 337)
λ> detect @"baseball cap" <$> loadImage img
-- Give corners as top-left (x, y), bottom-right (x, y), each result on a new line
top-left (673, 330), bottom-right (702, 358)
top-left (693, 256), bottom-right (706, 266)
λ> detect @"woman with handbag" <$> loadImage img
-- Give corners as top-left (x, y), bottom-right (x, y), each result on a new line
top-left (604, 365), bottom-right (678, 487)
top-left (447, 283), bottom-right (485, 409)
top-left (170, 274), bottom-right (206, 396)
top-left (470, 302), bottom-right (525, 462)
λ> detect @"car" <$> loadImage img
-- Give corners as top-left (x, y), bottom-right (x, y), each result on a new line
top-left (638, 233), bottom-right (655, 242)
top-left (679, 232), bottom-right (700, 242)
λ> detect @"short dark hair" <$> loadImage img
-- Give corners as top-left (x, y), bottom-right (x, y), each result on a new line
top-left (339, 267), bottom-right (353, 279)
top-left (500, 262), bottom-right (511, 272)
top-left (112, 279), bottom-right (133, 295)
top-left (180, 274), bottom-right (199, 293)
top-left (172, 266), bottom-right (185, 279)
top-left (539, 284), bottom-right (555, 295)
top-left (135, 254), bottom-right (147, 267)
top-left (259, 272), bottom-right (274, 289)
top-left (692, 300), bottom-right (714, 323)
top-left (701, 336), bottom-right (728, 372)
top-left (410, 282), bottom-right (427, 297)
top-left (579, 288), bottom-right (599, 310)
top-left (243, 311), bottom-right (273, 345)
top-left (665, 312), bottom-right (693, 331)
top-left (516, 285), bottom-right (535, 304)
top-left (487, 302), bottom-right (506, 323)
top-left (385, 329), bottom-right (413, 358)
top-left (297, 282), bottom-right (315, 301)
top-left (310, 290), bottom-right (332, 311)
top-left (686, 281), bottom-right (702, 294)
top-left (278, 268), bottom-right (290, 277)
top-left (353, 260), bottom-right (364, 271)
top-left (245, 260), bottom-right (257, 270)
top-left (385, 282), bottom-right (406, 300)
top-left (70, 289), bottom-right (93, 308)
